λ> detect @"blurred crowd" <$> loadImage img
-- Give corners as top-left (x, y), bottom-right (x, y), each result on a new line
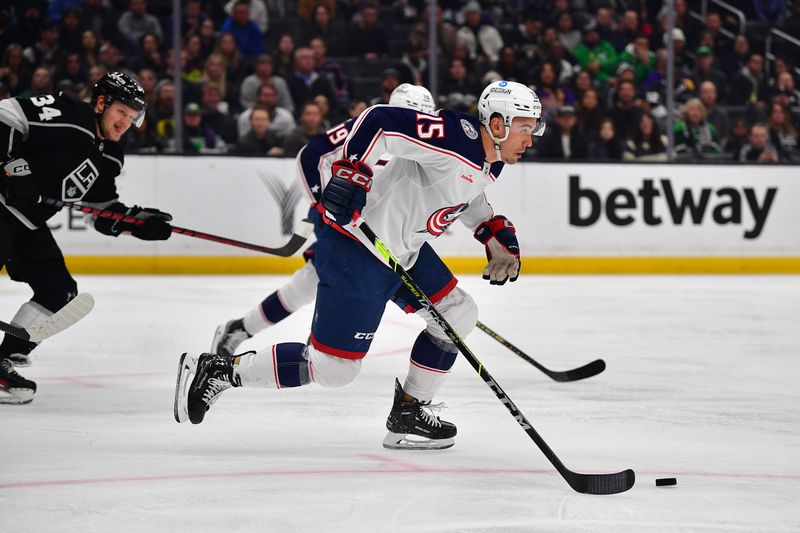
top-left (1, 0), bottom-right (799, 162)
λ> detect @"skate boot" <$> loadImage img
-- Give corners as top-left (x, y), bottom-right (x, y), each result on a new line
top-left (1, 336), bottom-right (37, 367)
top-left (383, 378), bottom-right (456, 450)
top-left (211, 318), bottom-right (251, 357)
top-left (0, 358), bottom-right (37, 404)
top-left (174, 352), bottom-right (240, 424)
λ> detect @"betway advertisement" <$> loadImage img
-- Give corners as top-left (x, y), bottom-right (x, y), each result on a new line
top-left (46, 157), bottom-right (800, 258)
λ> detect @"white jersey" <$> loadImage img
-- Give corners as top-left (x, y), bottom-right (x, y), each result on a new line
top-left (338, 105), bottom-right (503, 268)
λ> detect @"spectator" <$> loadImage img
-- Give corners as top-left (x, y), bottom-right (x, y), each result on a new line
top-left (691, 46), bottom-right (727, 101)
top-left (721, 34), bottom-right (750, 79)
top-left (286, 47), bottom-right (336, 117)
top-left (313, 94), bottom-right (332, 130)
top-left (23, 22), bottom-right (63, 71)
top-left (224, 0), bottom-right (268, 34)
top-left (704, 11), bottom-right (729, 58)
top-left (573, 23), bottom-right (618, 83)
top-left (737, 123), bottom-right (779, 162)
top-left (535, 105), bottom-right (588, 160)
top-left (237, 82), bottom-right (296, 140)
top-left (80, 0), bottom-right (122, 45)
top-left (766, 102), bottom-right (798, 160)
top-left (19, 66), bottom-right (52, 98)
top-left (615, 9), bottom-right (645, 52)
top-left (348, 3), bottom-right (389, 59)
top-left (197, 19), bottom-right (217, 59)
top-left (618, 35), bottom-right (655, 84)
top-left (624, 111), bottom-right (668, 161)
top-left (347, 99), bottom-right (368, 119)
top-left (202, 53), bottom-right (237, 113)
top-left (182, 33), bottom-right (206, 84)
top-left (587, 118), bottom-right (624, 160)
top-left (310, 38), bottom-right (349, 104)
top-left (54, 52), bottom-right (86, 92)
top-left (201, 82), bottom-right (239, 144)
top-left (303, 4), bottom-right (346, 56)
top-left (699, 81), bottom-right (729, 140)
top-left (58, 9), bottom-right (83, 53)
top-left (219, 0), bottom-right (265, 57)
top-left (272, 33), bottom-right (296, 79)
top-left (151, 79), bottom-right (177, 139)
top-left (439, 59), bottom-right (478, 111)
top-left (48, 0), bottom-right (83, 25)
top-left (455, 1), bottom-right (503, 65)
top-left (4, 2), bottom-right (44, 49)
top-left (674, 98), bottom-right (722, 157)
top-left (240, 54), bottom-right (292, 112)
top-left (773, 72), bottom-right (800, 114)
top-left (571, 70), bottom-right (595, 102)
top-left (412, 5), bottom-right (458, 61)
top-left (0, 44), bottom-right (31, 96)
top-left (123, 113), bottom-right (162, 154)
top-left (495, 46), bottom-right (529, 85)
top-left (556, 11), bottom-right (581, 51)
top-left (724, 117), bottom-right (750, 155)
top-left (282, 101), bottom-right (324, 156)
top-left (369, 68), bottom-right (401, 106)
top-left (594, 7), bottom-right (623, 52)
top-left (666, 28), bottom-right (694, 74)
top-left (398, 39), bottom-right (428, 86)
top-left (80, 30), bottom-right (100, 68)
top-left (231, 105), bottom-right (283, 156)
top-left (214, 32), bottom-right (248, 87)
top-left (543, 39), bottom-right (576, 85)
top-left (174, 0), bottom-right (206, 37)
top-left (609, 79), bottom-right (639, 140)
top-left (118, 0), bottom-right (164, 53)
top-left (98, 42), bottom-right (123, 73)
top-left (179, 102), bottom-right (227, 154)
top-left (505, 9), bottom-right (542, 63)
top-left (576, 87), bottom-right (604, 137)
top-left (137, 68), bottom-right (158, 106)
top-left (728, 53), bottom-right (768, 106)
top-left (533, 61), bottom-right (574, 118)
top-left (127, 33), bottom-right (165, 77)
top-left (78, 64), bottom-right (107, 101)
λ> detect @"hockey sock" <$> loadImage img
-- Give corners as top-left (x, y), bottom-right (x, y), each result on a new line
top-left (236, 342), bottom-right (310, 388)
top-left (403, 331), bottom-right (458, 402)
top-left (242, 291), bottom-right (292, 335)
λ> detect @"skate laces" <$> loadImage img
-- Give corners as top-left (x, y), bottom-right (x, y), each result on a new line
top-left (203, 376), bottom-right (231, 406)
top-left (1, 359), bottom-right (20, 375)
top-left (222, 325), bottom-right (250, 353)
top-left (418, 401), bottom-right (447, 427)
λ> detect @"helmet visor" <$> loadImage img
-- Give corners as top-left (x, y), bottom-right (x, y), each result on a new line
top-left (509, 116), bottom-right (546, 137)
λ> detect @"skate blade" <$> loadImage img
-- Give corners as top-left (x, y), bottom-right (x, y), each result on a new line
top-left (0, 388), bottom-right (35, 405)
top-left (210, 323), bottom-right (226, 353)
top-left (382, 432), bottom-right (455, 450)
top-left (174, 352), bottom-right (198, 423)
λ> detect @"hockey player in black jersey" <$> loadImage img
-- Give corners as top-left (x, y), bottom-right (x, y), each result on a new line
top-left (0, 72), bottom-right (173, 404)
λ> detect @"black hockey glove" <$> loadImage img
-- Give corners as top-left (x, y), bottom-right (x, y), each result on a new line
top-left (94, 203), bottom-right (173, 241)
top-left (474, 215), bottom-right (521, 285)
top-left (321, 159), bottom-right (373, 226)
top-left (2, 158), bottom-right (37, 210)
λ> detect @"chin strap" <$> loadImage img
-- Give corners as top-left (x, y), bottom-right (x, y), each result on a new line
top-left (484, 123), bottom-right (509, 162)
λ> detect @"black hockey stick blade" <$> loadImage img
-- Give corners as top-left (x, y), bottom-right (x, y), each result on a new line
top-left (0, 293), bottom-right (95, 343)
top-left (476, 321), bottom-right (606, 382)
top-left (566, 468), bottom-right (636, 495)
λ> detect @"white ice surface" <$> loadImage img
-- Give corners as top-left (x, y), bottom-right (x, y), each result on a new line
top-left (1, 275), bottom-right (799, 532)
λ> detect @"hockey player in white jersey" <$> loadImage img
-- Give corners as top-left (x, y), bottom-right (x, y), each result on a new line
top-left (175, 81), bottom-right (544, 450)
top-left (210, 83), bottom-right (436, 358)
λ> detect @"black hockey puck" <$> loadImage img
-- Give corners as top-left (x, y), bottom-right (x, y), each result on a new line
top-left (655, 477), bottom-right (677, 486)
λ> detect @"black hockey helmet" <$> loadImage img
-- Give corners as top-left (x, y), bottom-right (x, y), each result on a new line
top-left (92, 71), bottom-right (146, 127)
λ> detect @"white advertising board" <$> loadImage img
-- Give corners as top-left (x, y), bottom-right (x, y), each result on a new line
top-left (47, 157), bottom-right (800, 258)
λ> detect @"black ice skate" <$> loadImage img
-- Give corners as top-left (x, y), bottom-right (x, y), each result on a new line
top-left (0, 358), bottom-right (37, 404)
top-left (383, 378), bottom-right (456, 450)
top-left (211, 319), bottom-right (251, 357)
top-left (174, 352), bottom-right (240, 424)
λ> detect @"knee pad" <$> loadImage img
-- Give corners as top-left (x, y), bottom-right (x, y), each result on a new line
top-left (307, 344), bottom-right (362, 388)
top-left (419, 287), bottom-right (478, 345)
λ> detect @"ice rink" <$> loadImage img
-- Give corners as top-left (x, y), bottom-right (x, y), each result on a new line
top-left (1, 274), bottom-right (799, 532)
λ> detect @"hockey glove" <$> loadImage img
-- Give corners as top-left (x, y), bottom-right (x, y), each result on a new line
top-left (94, 203), bottom-right (173, 241)
top-left (321, 159), bottom-right (373, 226)
top-left (2, 158), bottom-right (37, 210)
top-left (474, 215), bottom-right (521, 285)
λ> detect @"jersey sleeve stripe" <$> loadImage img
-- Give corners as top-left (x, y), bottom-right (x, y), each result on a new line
top-left (383, 131), bottom-right (483, 171)
top-left (360, 128), bottom-right (384, 162)
top-left (28, 121), bottom-right (95, 139)
top-left (101, 152), bottom-right (122, 169)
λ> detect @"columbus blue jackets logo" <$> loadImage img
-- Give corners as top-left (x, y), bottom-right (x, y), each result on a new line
top-left (420, 204), bottom-right (468, 236)
top-left (461, 119), bottom-right (478, 140)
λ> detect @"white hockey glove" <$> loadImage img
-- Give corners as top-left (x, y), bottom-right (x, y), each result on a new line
top-left (473, 215), bottom-right (521, 285)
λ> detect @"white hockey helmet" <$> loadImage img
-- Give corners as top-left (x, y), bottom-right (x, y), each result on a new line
top-left (478, 80), bottom-right (545, 140)
top-left (389, 83), bottom-right (436, 114)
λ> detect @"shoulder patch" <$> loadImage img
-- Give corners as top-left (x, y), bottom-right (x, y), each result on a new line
top-left (461, 119), bottom-right (479, 140)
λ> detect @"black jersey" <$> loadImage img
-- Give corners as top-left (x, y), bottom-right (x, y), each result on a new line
top-left (0, 94), bottom-right (124, 228)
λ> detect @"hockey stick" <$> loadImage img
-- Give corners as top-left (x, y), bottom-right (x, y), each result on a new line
top-left (358, 220), bottom-right (634, 495)
top-left (0, 293), bottom-right (95, 343)
top-left (39, 197), bottom-right (313, 257)
top-left (476, 322), bottom-right (606, 382)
